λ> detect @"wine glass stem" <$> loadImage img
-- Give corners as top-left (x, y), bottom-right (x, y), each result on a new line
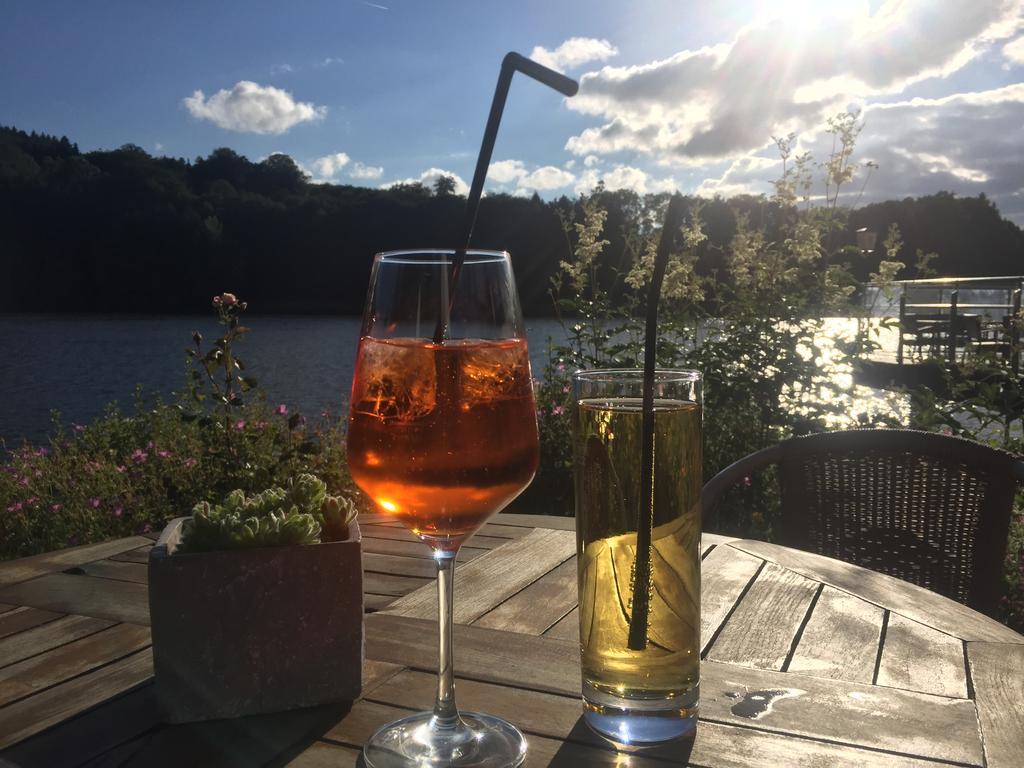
top-left (433, 550), bottom-right (460, 729)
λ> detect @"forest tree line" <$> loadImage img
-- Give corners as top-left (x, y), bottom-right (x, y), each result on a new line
top-left (1, 125), bottom-right (1022, 316)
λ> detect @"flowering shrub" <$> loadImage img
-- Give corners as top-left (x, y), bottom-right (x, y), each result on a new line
top-left (0, 295), bottom-right (356, 560)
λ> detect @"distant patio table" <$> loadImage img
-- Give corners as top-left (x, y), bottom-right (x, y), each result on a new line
top-left (0, 513), bottom-right (1022, 767)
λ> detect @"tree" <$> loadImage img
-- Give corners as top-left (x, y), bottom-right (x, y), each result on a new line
top-left (433, 174), bottom-right (457, 197)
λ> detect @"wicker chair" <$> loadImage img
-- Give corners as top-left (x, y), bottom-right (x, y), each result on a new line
top-left (702, 429), bottom-right (1024, 616)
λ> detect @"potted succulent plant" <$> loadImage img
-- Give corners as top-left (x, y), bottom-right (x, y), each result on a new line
top-left (148, 473), bottom-right (362, 723)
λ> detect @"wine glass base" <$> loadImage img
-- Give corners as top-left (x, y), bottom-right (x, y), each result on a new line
top-left (362, 710), bottom-right (527, 768)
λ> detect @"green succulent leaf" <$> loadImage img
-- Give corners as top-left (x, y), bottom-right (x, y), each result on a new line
top-left (175, 474), bottom-right (358, 553)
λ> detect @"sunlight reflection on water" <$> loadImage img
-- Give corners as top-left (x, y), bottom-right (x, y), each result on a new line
top-left (796, 317), bottom-right (910, 428)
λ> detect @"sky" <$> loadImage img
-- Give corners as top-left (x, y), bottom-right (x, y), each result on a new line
top-left (2, 0), bottom-right (1024, 222)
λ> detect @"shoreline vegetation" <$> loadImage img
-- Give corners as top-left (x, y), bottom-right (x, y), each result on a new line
top-left (2, 123), bottom-right (1023, 317)
top-left (2, 114), bottom-right (1022, 631)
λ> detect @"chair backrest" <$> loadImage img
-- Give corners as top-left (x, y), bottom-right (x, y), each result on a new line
top-left (775, 429), bottom-right (1020, 615)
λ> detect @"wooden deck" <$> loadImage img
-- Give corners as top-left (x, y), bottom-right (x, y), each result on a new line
top-left (0, 512), bottom-right (1022, 767)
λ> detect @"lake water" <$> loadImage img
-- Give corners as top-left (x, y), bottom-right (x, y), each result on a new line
top-left (0, 314), bottom-right (910, 447)
top-left (0, 315), bottom-right (569, 446)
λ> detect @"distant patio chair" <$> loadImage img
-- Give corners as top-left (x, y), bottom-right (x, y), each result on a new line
top-left (702, 429), bottom-right (1024, 617)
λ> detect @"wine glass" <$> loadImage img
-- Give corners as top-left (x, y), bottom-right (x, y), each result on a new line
top-left (347, 249), bottom-right (539, 767)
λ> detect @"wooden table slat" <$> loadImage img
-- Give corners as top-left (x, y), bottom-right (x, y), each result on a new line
top-left (0, 622), bottom-right (150, 707)
top-left (363, 613), bottom-right (985, 766)
top-left (360, 525), bottom-right (511, 551)
top-left (0, 647), bottom-right (153, 750)
top-left (75, 559), bottom-right (149, 585)
top-left (493, 513), bottom-right (576, 531)
top-left (731, 539), bottom-right (1024, 644)
top-left (0, 606), bottom-right (64, 640)
top-left (365, 669), bottom-right (959, 768)
top-left (360, 552), bottom-right (440, 579)
top-left (473, 557), bottom-right (577, 635)
top-left (787, 585), bottom-right (884, 683)
top-left (966, 641), bottom-right (1024, 768)
top-left (361, 572), bottom-right (431, 598)
top-left (877, 612), bottom-right (968, 698)
top-left (543, 607), bottom-right (578, 642)
top-left (360, 537), bottom-right (486, 562)
top-left (106, 546), bottom-right (154, 565)
top-left (705, 560), bottom-right (818, 669)
top-left (384, 528), bottom-right (576, 624)
top-left (0, 614), bottom-right (114, 669)
top-left (0, 537), bottom-right (152, 588)
top-left (0, 573), bottom-right (150, 626)
top-left (699, 544), bottom-right (763, 652)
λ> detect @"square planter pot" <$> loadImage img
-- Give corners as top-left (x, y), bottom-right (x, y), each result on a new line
top-left (148, 516), bottom-right (363, 723)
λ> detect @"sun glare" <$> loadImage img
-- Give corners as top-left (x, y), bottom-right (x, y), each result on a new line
top-left (752, 0), bottom-right (869, 32)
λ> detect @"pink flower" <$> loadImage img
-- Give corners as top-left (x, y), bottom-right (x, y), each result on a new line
top-left (35, 447), bottom-right (49, 457)
top-left (743, 476), bottom-right (753, 488)
top-left (19, 477), bottom-right (29, 487)
top-left (115, 465), bottom-right (127, 473)
top-left (157, 449), bottom-right (171, 458)
top-left (184, 458), bottom-right (197, 469)
top-left (143, 524), bottom-right (152, 534)
top-left (212, 295), bottom-right (222, 307)
top-left (73, 424), bottom-right (85, 433)
top-left (90, 498), bottom-right (101, 509)
top-left (275, 404), bottom-right (288, 416)
top-left (234, 419), bottom-right (247, 431)
top-left (131, 449), bottom-right (148, 464)
top-left (561, 386), bottom-right (570, 394)
top-left (25, 497), bottom-right (38, 506)
top-left (222, 293), bottom-right (237, 306)
top-left (7, 502), bottom-right (23, 512)
top-left (551, 406), bottom-right (565, 417)
top-left (51, 503), bottom-right (63, 512)
top-left (112, 506), bottom-right (123, 519)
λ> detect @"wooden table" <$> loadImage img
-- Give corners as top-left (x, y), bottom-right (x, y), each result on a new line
top-left (1, 513), bottom-right (1022, 767)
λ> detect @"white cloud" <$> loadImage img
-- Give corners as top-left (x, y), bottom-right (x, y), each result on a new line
top-left (565, 1), bottom-right (1024, 163)
top-left (530, 37), bottom-right (619, 72)
top-left (350, 162), bottom-right (383, 180)
top-left (484, 159), bottom-right (576, 194)
top-left (583, 154), bottom-right (600, 168)
top-left (518, 166), bottom-right (575, 192)
top-left (488, 159), bottom-right (528, 184)
top-left (1004, 35), bottom-right (1024, 64)
top-left (387, 168), bottom-right (470, 195)
top-left (311, 152), bottom-right (351, 180)
top-left (154, 142), bottom-right (164, 152)
top-left (575, 165), bottom-right (677, 195)
top-left (851, 84), bottom-right (1024, 223)
top-left (690, 84), bottom-right (1024, 224)
top-left (270, 63), bottom-right (294, 75)
top-left (316, 57), bottom-right (344, 68)
top-left (184, 81), bottom-right (326, 134)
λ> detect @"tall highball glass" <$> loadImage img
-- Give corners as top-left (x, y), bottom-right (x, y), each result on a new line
top-left (347, 249), bottom-right (539, 767)
top-left (572, 369), bottom-right (702, 748)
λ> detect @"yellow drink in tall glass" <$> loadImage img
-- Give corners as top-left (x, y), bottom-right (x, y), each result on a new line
top-left (573, 383), bottom-right (701, 746)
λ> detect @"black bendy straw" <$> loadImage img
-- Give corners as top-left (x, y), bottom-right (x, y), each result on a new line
top-left (628, 193), bottom-right (687, 651)
top-left (432, 53), bottom-right (578, 344)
